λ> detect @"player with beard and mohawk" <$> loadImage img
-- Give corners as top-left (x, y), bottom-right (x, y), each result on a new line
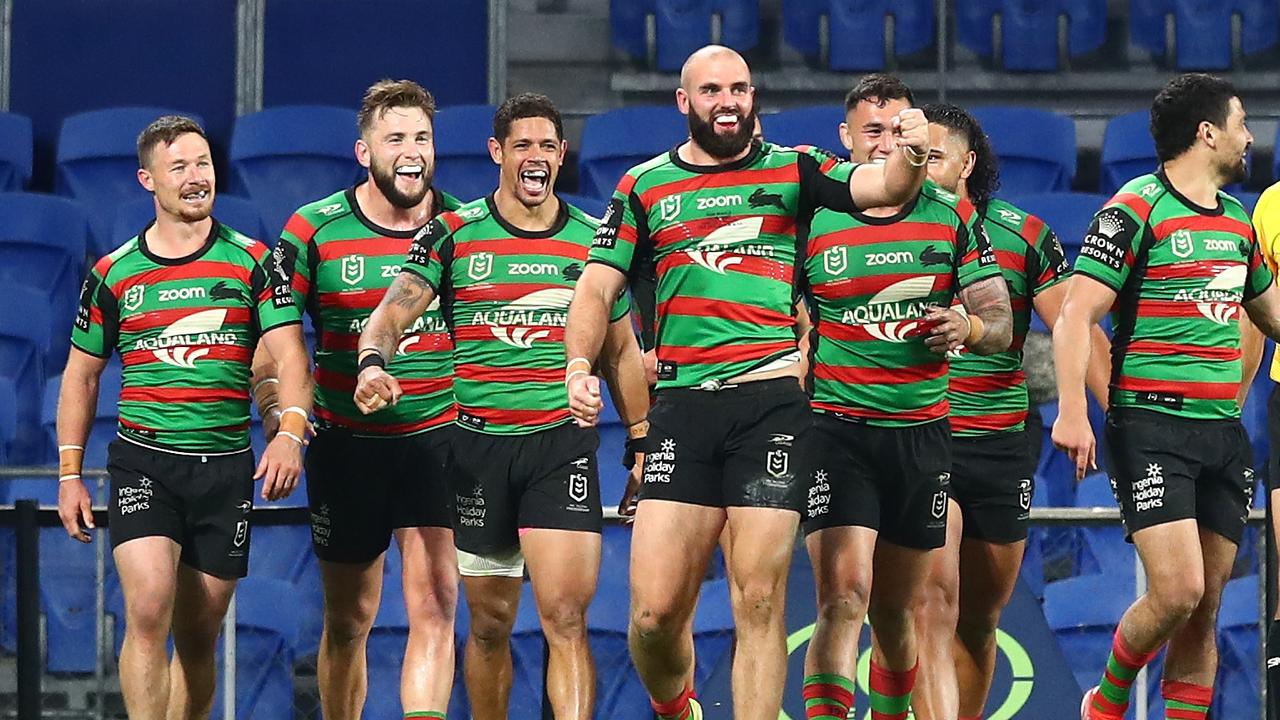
top-left (254, 79), bottom-right (461, 720)
top-left (564, 47), bottom-right (930, 720)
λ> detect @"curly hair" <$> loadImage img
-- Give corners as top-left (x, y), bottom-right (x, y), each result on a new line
top-left (1151, 73), bottom-right (1237, 163)
top-left (493, 92), bottom-right (563, 143)
top-left (922, 103), bottom-right (999, 211)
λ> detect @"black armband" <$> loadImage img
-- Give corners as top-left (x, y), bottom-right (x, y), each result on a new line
top-left (357, 351), bottom-right (386, 372)
top-left (622, 436), bottom-right (647, 469)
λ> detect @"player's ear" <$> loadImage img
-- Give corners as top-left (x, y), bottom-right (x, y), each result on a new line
top-left (488, 137), bottom-right (503, 165)
top-left (961, 149), bottom-right (977, 181)
top-left (675, 87), bottom-right (690, 115)
top-left (137, 167), bottom-right (155, 193)
top-left (558, 139), bottom-right (568, 164)
top-left (354, 138), bottom-right (371, 169)
top-left (838, 122), bottom-right (854, 152)
top-left (1200, 120), bottom-right (1217, 149)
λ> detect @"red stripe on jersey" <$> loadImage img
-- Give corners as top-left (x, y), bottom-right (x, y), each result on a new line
top-left (638, 165), bottom-right (801, 209)
top-left (119, 417), bottom-right (250, 433)
top-left (459, 405), bottom-right (569, 427)
top-left (455, 365), bottom-right (563, 383)
top-left (453, 282), bottom-right (571, 303)
top-left (316, 237), bottom-right (409, 262)
top-left (120, 307), bottom-right (252, 333)
top-left (315, 405), bottom-right (455, 434)
top-left (811, 271), bottom-right (947, 300)
top-left (813, 361), bottom-right (946, 385)
top-left (951, 410), bottom-right (1029, 432)
top-left (1134, 300), bottom-right (1239, 319)
top-left (452, 325), bottom-right (566, 344)
top-left (89, 306), bottom-right (104, 325)
top-left (1019, 214), bottom-right (1045, 245)
top-left (807, 221), bottom-right (956, 256)
top-left (814, 320), bottom-right (929, 342)
top-left (283, 213), bottom-right (317, 243)
top-left (651, 214), bottom-right (797, 250)
top-left (996, 248), bottom-right (1027, 275)
top-left (1116, 376), bottom-right (1239, 400)
top-left (1152, 214), bottom-right (1252, 240)
top-left (92, 254), bottom-right (117, 278)
top-left (812, 399), bottom-right (948, 422)
top-left (110, 261), bottom-right (252, 297)
top-left (955, 196), bottom-right (977, 224)
top-left (315, 367), bottom-right (451, 396)
top-left (659, 340), bottom-right (796, 366)
top-left (439, 212), bottom-right (466, 234)
top-left (453, 238), bottom-right (589, 261)
top-left (121, 345), bottom-right (252, 367)
top-left (657, 251), bottom-right (791, 283)
top-left (950, 371), bottom-right (1025, 393)
top-left (1144, 259), bottom-right (1243, 281)
top-left (1110, 193), bottom-right (1155, 222)
top-left (317, 288), bottom-right (386, 310)
top-left (120, 386), bottom-right (245, 403)
top-left (320, 330), bottom-right (451, 353)
top-left (658, 296), bottom-right (794, 326)
top-left (1125, 340), bottom-right (1241, 361)
top-left (617, 175), bottom-right (638, 197)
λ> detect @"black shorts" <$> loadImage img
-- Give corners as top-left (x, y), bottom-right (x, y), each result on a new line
top-left (1105, 408), bottom-right (1255, 545)
top-left (106, 438), bottom-right (255, 579)
top-left (450, 423), bottom-right (602, 555)
top-left (305, 425), bottom-right (454, 564)
top-left (640, 378), bottom-right (810, 512)
top-left (803, 414), bottom-right (951, 549)
top-left (1268, 385), bottom-right (1280, 492)
top-left (950, 432), bottom-right (1036, 544)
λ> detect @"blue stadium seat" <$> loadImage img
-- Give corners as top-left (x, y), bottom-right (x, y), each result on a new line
top-left (559, 193), bottom-right (608, 219)
top-left (1215, 574), bottom-right (1260, 720)
top-left (0, 378), bottom-right (18, 464)
top-left (363, 573), bottom-right (411, 719)
top-left (0, 113), bottom-right (33, 190)
top-left (782, 1), bottom-right (935, 70)
top-left (0, 193), bottom-right (92, 372)
top-left (262, 0), bottom-right (487, 109)
top-left (760, 106), bottom-right (847, 157)
top-left (40, 361), bottom-right (122, 467)
top-left (0, 287), bottom-right (51, 463)
top-left (1043, 572), bottom-right (1137, 691)
top-left (56, 108), bottom-right (207, 250)
top-left (1002, 192), bottom-right (1110, 261)
top-left (956, 0), bottom-right (1107, 71)
top-left (433, 104), bottom-right (500, 203)
top-left (248, 524), bottom-right (315, 585)
top-left (1236, 191), bottom-right (1261, 215)
top-left (509, 582), bottom-right (549, 720)
top-left (590, 550), bottom-right (649, 720)
top-left (229, 106), bottom-right (363, 238)
top-left (1099, 111), bottom-right (1156, 195)
top-left (41, 531), bottom-right (101, 673)
top-left (1131, 0), bottom-right (1279, 70)
top-left (111, 195), bottom-right (269, 251)
top-left (972, 107), bottom-right (1076, 192)
top-left (624, 1), bottom-right (761, 73)
top-left (692, 577), bottom-right (735, 687)
top-left (579, 107), bottom-right (688, 201)
top-left (611, 0), bottom-right (651, 60)
top-left (210, 577), bottom-right (300, 720)
top-left (1073, 472), bottom-right (1131, 577)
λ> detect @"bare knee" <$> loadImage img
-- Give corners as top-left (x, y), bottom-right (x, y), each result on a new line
top-left (1147, 579), bottom-right (1205, 626)
top-left (324, 592), bottom-right (379, 647)
top-left (538, 598), bottom-right (588, 644)
top-left (732, 575), bottom-right (788, 630)
top-left (125, 592), bottom-right (174, 640)
top-left (405, 580), bottom-right (458, 634)
top-left (816, 580), bottom-right (871, 629)
top-left (469, 601), bottom-right (517, 654)
top-left (630, 599), bottom-right (688, 647)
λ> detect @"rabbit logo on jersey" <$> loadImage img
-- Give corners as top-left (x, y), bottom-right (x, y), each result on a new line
top-left (473, 287), bottom-right (574, 349)
top-left (686, 216), bottom-right (769, 274)
top-left (1175, 264), bottom-right (1244, 325)
top-left (134, 309), bottom-right (236, 368)
top-left (844, 276), bottom-right (935, 343)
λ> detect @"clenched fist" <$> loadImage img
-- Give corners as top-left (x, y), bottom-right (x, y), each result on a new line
top-left (892, 108), bottom-right (929, 157)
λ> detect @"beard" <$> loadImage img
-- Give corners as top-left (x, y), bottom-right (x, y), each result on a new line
top-left (160, 185), bottom-right (213, 222)
top-left (370, 157), bottom-right (433, 209)
top-left (688, 106), bottom-right (757, 160)
top-left (1220, 152), bottom-right (1248, 185)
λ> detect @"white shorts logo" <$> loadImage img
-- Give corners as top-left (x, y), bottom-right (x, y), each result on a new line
top-left (568, 473), bottom-right (589, 503)
top-left (232, 520), bottom-right (248, 548)
top-left (766, 449), bottom-right (789, 478)
top-left (1018, 478), bottom-right (1033, 511)
top-left (931, 489), bottom-right (948, 519)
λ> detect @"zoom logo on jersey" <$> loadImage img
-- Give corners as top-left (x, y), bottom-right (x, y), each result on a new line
top-left (509, 262), bottom-right (560, 276)
top-left (473, 287), bottom-right (573, 348)
top-left (686, 216), bottom-right (769, 274)
top-left (157, 286), bottom-right (206, 302)
top-left (1174, 264), bottom-right (1244, 325)
top-left (134, 309), bottom-right (237, 368)
top-left (865, 250), bottom-right (915, 266)
top-left (842, 276), bottom-right (934, 342)
top-left (696, 194), bottom-right (744, 211)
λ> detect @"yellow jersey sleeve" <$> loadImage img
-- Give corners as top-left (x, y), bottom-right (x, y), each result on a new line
top-left (1251, 184), bottom-right (1280, 380)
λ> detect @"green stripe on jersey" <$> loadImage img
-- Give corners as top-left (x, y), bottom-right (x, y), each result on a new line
top-left (71, 221), bottom-right (294, 452)
top-left (404, 195), bottom-right (631, 435)
top-left (805, 181), bottom-right (1001, 426)
top-left (271, 186), bottom-right (461, 436)
top-left (948, 198), bottom-right (1070, 436)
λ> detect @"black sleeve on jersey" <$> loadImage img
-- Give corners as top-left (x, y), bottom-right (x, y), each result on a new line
top-left (1041, 228), bottom-right (1071, 278)
top-left (797, 151), bottom-right (858, 215)
top-left (970, 217), bottom-right (998, 269)
top-left (73, 272), bottom-right (98, 335)
top-left (249, 263), bottom-right (268, 337)
top-left (269, 241), bottom-right (298, 310)
top-left (96, 281), bottom-right (120, 356)
top-left (592, 196), bottom-right (626, 252)
top-left (1079, 207), bottom-right (1141, 276)
top-left (405, 218), bottom-right (451, 293)
top-left (631, 253), bottom-right (658, 350)
top-left (436, 235), bottom-right (458, 331)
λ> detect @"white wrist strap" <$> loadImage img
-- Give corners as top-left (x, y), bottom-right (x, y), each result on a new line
top-left (58, 445), bottom-right (84, 452)
top-left (280, 406), bottom-right (308, 421)
top-left (278, 431), bottom-right (304, 446)
top-left (59, 474), bottom-right (81, 483)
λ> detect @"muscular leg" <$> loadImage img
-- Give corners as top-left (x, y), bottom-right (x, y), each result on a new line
top-left (462, 574), bottom-right (522, 720)
top-left (1160, 527), bottom-right (1237, 685)
top-left (911, 499), bottom-right (962, 720)
top-left (804, 526), bottom-right (876, 681)
top-left (724, 506), bottom-right (800, 720)
top-left (396, 527), bottom-right (459, 715)
top-left (114, 537), bottom-right (182, 720)
top-left (523, 529), bottom-right (602, 720)
top-left (166, 564), bottom-right (238, 720)
top-left (316, 556), bottom-right (385, 720)
top-left (953, 536), bottom-right (1025, 718)
top-left (867, 539), bottom-right (936, 714)
top-left (629, 500), bottom-right (724, 709)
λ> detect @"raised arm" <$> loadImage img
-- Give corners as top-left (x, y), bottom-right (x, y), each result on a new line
top-left (848, 108), bottom-right (930, 209)
top-left (56, 349), bottom-right (108, 542)
top-left (1052, 275), bottom-right (1117, 479)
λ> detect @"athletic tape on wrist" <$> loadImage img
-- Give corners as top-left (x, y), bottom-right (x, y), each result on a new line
top-left (278, 431), bottom-right (304, 446)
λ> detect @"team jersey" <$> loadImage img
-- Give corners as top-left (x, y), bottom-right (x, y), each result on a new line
top-left (271, 186), bottom-right (461, 436)
top-left (1251, 183), bottom-right (1280, 382)
top-left (1074, 171), bottom-right (1272, 421)
top-left (404, 195), bottom-right (631, 435)
top-left (71, 221), bottom-right (296, 453)
top-left (589, 141), bottom-right (860, 390)
top-left (948, 198), bottom-right (1070, 436)
top-left (805, 181), bottom-right (1001, 427)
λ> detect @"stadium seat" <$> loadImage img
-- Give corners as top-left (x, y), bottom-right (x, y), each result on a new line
top-left (111, 195), bottom-right (269, 250)
top-left (433, 104), bottom-right (500, 203)
top-left (56, 108), bottom-right (207, 250)
top-left (0, 113), bottom-right (33, 190)
top-left (229, 106), bottom-right (363, 238)
top-left (0, 378), bottom-right (17, 464)
top-left (558, 193), bottom-right (608, 219)
top-left (41, 361), bottom-right (122, 468)
top-left (955, 0), bottom-right (1107, 71)
top-left (1131, 0), bottom-right (1279, 70)
top-left (782, 0), bottom-right (935, 70)
top-left (1043, 572), bottom-right (1139, 691)
top-left (972, 107), bottom-right (1076, 192)
top-left (760, 106), bottom-right (847, 157)
top-left (210, 577), bottom-right (300, 720)
top-left (248, 524), bottom-right (315, 585)
top-left (1099, 111), bottom-right (1156, 195)
top-left (509, 582), bottom-right (549, 720)
top-left (1215, 574), bottom-right (1261, 720)
top-left (0, 287), bottom-right (52, 463)
top-left (590, 549), bottom-right (649, 720)
top-left (0, 192), bottom-right (93, 372)
top-left (579, 107), bottom-right (688, 200)
top-left (1002, 192), bottom-right (1110, 261)
top-left (611, 1), bottom-right (760, 72)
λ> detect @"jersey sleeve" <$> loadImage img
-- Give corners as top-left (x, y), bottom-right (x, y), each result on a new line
top-left (589, 175), bottom-right (646, 276)
top-left (254, 246), bottom-right (299, 334)
top-left (955, 202), bottom-right (1001, 289)
top-left (1244, 225), bottom-right (1275, 301)
top-left (268, 214), bottom-right (315, 322)
top-left (1253, 188), bottom-right (1280, 276)
top-left (1028, 219), bottom-right (1071, 295)
top-left (404, 212), bottom-right (462, 290)
top-left (70, 263), bottom-right (118, 359)
top-left (1072, 203), bottom-right (1144, 292)
top-left (796, 146), bottom-right (859, 214)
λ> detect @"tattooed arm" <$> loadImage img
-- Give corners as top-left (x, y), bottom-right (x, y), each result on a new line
top-left (353, 270), bottom-right (437, 414)
top-left (924, 275), bottom-right (1013, 356)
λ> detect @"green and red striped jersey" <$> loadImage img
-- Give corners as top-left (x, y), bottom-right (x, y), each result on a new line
top-left (1074, 171), bottom-right (1273, 420)
top-left (588, 141), bottom-right (859, 390)
top-left (948, 198), bottom-right (1070, 436)
top-left (805, 181), bottom-right (1001, 426)
top-left (404, 196), bottom-right (631, 435)
top-left (271, 186), bottom-right (461, 437)
top-left (71, 221), bottom-right (296, 453)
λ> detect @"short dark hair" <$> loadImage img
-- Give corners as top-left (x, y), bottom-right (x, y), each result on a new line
top-left (358, 79), bottom-right (436, 136)
top-left (493, 93), bottom-right (564, 143)
top-left (923, 103), bottom-right (1000, 211)
top-left (137, 115), bottom-right (207, 169)
top-left (1150, 73), bottom-right (1238, 163)
top-left (845, 73), bottom-right (915, 113)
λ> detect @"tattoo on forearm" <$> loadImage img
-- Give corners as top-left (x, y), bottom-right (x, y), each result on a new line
top-left (961, 276), bottom-right (1013, 353)
top-left (388, 272), bottom-right (428, 309)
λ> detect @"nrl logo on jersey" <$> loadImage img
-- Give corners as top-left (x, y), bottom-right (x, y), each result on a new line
top-left (823, 246), bottom-right (848, 275)
top-left (123, 284), bottom-right (146, 311)
top-left (473, 287), bottom-right (573, 349)
top-left (468, 252), bottom-right (495, 281)
top-left (658, 195), bottom-right (682, 222)
top-left (1171, 228), bottom-right (1195, 259)
top-left (842, 276), bottom-right (934, 342)
top-left (686, 217), bottom-right (770, 274)
top-left (134, 309), bottom-right (238, 368)
top-left (1175, 264), bottom-right (1244, 325)
top-left (341, 256), bottom-right (364, 285)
